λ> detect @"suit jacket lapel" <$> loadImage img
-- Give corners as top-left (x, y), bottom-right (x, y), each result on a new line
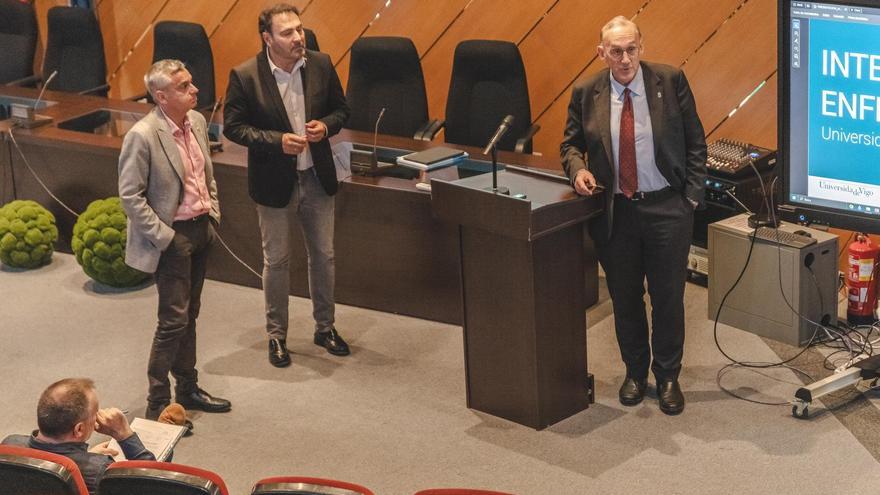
top-left (642, 63), bottom-right (665, 158)
top-left (257, 51), bottom-right (293, 132)
top-left (302, 52), bottom-right (315, 121)
top-left (153, 108), bottom-right (186, 183)
top-left (593, 76), bottom-right (614, 175)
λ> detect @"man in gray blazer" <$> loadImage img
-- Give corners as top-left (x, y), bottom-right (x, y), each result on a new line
top-left (561, 17), bottom-right (707, 415)
top-left (119, 59), bottom-right (231, 421)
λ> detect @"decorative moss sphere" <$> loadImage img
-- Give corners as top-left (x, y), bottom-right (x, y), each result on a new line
top-left (0, 200), bottom-right (58, 268)
top-left (72, 197), bottom-right (149, 287)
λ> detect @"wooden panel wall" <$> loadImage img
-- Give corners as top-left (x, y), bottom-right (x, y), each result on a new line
top-left (32, 0), bottom-right (781, 165)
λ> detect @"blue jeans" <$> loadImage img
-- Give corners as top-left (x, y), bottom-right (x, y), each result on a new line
top-left (257, 168), bottom-right (336, 340)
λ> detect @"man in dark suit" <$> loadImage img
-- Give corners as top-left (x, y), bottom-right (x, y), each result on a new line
top-left (224, 4), bottom-right (351, 368)
top-left (561, 16), bottom-right (707, 415)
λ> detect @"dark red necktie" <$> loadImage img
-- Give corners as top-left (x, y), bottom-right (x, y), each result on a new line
top-left (618, 88), bottom-right (637, 198)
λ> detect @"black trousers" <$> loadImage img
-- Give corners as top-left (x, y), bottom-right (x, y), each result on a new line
top-left (147, 215), bottom-right (214, 406)
top-left (596, 191), bottom-right (693, 382)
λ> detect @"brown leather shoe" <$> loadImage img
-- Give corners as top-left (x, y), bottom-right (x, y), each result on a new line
top-left (618, 376), bottom-right (648, 406)
top-left (658, 379), bottom-right (685, 415)
top-left (158, 403), bottom-right (193, 437)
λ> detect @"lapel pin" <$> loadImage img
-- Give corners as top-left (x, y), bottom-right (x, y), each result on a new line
top-left (657, 91), bottom-right (662, 98)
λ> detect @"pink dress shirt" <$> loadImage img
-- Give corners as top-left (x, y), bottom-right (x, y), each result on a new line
top-left (162, 111), bottom-right (211, 221)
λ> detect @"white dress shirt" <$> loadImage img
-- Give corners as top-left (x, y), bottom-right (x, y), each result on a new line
top-left (267, 48), bottom-right (313, 171)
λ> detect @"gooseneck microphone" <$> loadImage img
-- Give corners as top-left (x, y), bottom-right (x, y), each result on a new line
top-left (371, 107), bottom-right (386, 169)
top-left (33, 70), bottom-right (59, 112)
top-left (482, 114), bottom-right (515, 155)
top-left (207, 96), bottom-right (224, 129)
top-left (482, 115), bottom-right (515, 195)
top-left (11, 70), bottom-right (58, 128)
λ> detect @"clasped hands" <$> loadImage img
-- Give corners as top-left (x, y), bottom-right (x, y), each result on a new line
top-left (281, 120), bottom-right (327, 155)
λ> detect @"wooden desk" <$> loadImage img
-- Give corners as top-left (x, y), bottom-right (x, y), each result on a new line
top-left (0, 88), bottom-right (601, 326)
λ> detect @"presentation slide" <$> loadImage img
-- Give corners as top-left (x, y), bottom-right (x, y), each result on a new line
top-left (788, 1), bottom-right (880, 217)
top-left (807, 18), bottom-right (880, 208)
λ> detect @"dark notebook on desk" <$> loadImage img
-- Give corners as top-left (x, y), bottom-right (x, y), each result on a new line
top-left (397, 146), bottom-right (468, 171)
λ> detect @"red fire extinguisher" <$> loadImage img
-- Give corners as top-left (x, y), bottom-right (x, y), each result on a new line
top-left (847, 234), bottom-right (879, 325)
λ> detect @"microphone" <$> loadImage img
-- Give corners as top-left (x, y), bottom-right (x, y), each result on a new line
top-left (207, 96), bottom-right (223, 130)
top-left (371, 107), bottom-right (386, 169)
top-left (207, 96), bottom-right (224, 152)
top-left (349, 107), bottom-right (389, 175)
top-left (482, 115), bottom-right (515, 155)
top-left (34, 70), bottom-right (58, 112)
top-left (11, 70), bottom-right (58, 128)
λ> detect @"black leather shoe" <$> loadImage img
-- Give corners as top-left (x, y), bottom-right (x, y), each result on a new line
top-left (618, 377), bottom-right (648, 406)
top-left (176, 388), bottom-right (231, 413)
top-left (314, 328), bottom-right (350, 356)
top-left (269, 338), bottom-right (291, 367)
top-left (657, 379), bottom-right (685, 415)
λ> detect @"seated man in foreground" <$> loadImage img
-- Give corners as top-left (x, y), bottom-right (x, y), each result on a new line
top-left (1, 378), bottom-right (156, 494)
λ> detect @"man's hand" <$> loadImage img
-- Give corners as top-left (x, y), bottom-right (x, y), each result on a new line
top-left (95, 408), bottom-right (134, 442)
top-left (573, 169), bottom-right (598, 196)
top-left (281, 133), bottom-right (307, 155)
top-left (304, 120), bottom-right (327, 142)
top-left (88, 440), bottom-right (119, 457)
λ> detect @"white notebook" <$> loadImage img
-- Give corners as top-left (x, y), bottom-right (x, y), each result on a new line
top-left (106, 418), bottom-right (186, 462)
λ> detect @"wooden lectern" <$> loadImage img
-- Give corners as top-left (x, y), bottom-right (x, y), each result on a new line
top-left (432, 169), bottom-right (600, 429)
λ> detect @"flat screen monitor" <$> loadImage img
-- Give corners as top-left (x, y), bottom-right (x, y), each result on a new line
top-left (779, 0), bottom-right (880, 233)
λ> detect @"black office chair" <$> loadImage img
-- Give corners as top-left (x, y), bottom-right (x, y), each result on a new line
top-left (150, 20), bottom-right (216, 110)
top-left (14, 6), bottom-right (109, 95)
top-left (0, 0), bottom-right (38, 85)
top-left (346, 36), bottom-right (437, 139)
top-left (304, 28), bottom-right (320, 52)
top-left (0, 445), bottom-right (89, 495)
top-left (98, 460), bottom-right (229, 495)
top-left (443, 40), bottom-right (539, 153)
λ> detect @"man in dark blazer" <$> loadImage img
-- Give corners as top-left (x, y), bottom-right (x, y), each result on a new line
top-left (224, 3), bottom-right (351, 368)
top-left (561, 16), bottom-right (707, 415)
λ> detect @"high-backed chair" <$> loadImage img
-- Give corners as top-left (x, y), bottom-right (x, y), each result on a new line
top-left (304, 28), bottom-right (320, 52)
top-left (443, 40), bottom-right (539, 153)
top-left (98, 460), bottom-right (229, 495)
top-left (0, 0), bottom-right (38, 84)
top-left (346, 36), bottom-right (436, 139)
top-left (251, 476), bottom-right (375, 495)
top-left (152, 20), bottom-right (216, 110)
top-left (414, 489), bottom-right (515, 495)
top-left (37, 6), bottom-right (108, 95)
top-left (0, 445), bottom-right (89, 495)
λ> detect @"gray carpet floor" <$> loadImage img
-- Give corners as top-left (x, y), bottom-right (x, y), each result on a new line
top-left (2, 253), bottom-right (880, 494)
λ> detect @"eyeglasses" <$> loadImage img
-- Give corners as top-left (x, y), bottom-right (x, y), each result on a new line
top-left (605, 45), bottom-right (640, 61)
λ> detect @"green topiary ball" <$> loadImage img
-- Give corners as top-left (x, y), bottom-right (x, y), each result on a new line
top-left (72, 197), bottom-right (149, 288)
top-left (0, 200), bottom-right (58, 269)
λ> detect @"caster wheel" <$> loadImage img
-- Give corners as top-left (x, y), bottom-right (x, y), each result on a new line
top-left (792, 404), bottom-right (809, 419)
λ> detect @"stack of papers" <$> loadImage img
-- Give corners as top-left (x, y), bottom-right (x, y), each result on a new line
top-left (396, 147), bottom-right (468, 171)
top-left (106, 418), bottom-right (187, 462)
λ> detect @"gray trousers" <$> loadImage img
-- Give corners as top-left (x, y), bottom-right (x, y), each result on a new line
top-left (257, 168), bottom-right (335, 340)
